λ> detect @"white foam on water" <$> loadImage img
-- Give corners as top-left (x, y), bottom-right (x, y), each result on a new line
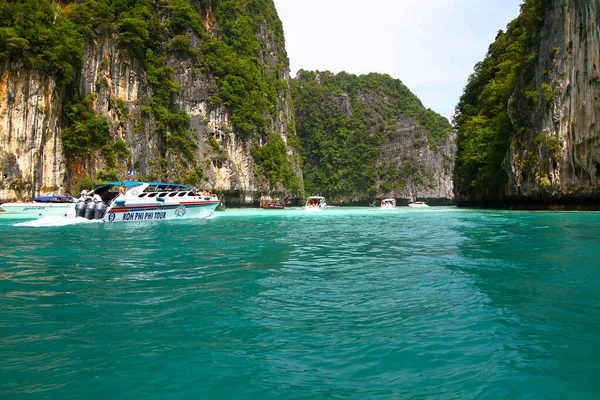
top-left (13, 216), bottom-right (101, 227)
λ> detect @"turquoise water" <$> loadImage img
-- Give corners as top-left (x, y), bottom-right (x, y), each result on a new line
top-left (1, 207), bottom-right (599, 399)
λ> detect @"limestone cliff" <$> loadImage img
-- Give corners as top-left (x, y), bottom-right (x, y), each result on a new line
top-left (505, 0), bottom-right (600, 206)
top-left (292, 71), bottom-right (455, 205)
top-left (0, 65), bottom-right (66, 198)
top-left (378, 115), bottom-right (456, 204)
top-left (454, 0), bottom-right (600, 208)
top-left (0, 0), bottom-right (302, 205)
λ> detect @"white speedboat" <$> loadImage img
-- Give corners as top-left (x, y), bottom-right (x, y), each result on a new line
top-left (305, 196), bottom-right (326, 210)
top-left (0, 196), bottom-right (76, 218)
top-left (408, 201), bottom-right (429, 208)
top-left (380, 198), bottom-right (396, 208)
top-left (77, 181), bottom-right (220, 223)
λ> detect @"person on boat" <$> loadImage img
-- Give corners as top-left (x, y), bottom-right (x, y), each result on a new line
top-left (119, 183), bottom-right (126, 195)
top-left (80, 189), bottom-right (88, 201)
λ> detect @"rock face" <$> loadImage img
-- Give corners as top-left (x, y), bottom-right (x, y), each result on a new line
top-left (0, 65), bottom-right (66, 200)
top-left (380, 115), bottom-right (456, 204)
top-left (0, 1), bottom-right (301, 206)
top-left (505, 0), bottom-right (600, 206)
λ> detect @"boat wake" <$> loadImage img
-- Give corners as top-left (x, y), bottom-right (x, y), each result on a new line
top-left (13, 216), bottom-right (100, 228)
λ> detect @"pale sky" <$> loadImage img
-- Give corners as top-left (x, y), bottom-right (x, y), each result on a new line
top-left (273, 0), bottom-right (524, 120)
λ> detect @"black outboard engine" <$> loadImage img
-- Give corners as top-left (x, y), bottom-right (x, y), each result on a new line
top-left (75, 199), bottom-right (87, 218)
top-left (84, 200), bottom-right (96, 219)
top-left (94, 201), bottom-right (107, 219)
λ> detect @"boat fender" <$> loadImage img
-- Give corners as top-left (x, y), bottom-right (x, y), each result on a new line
top-left (115, 199), bottom-right (126, 205)
top-left (157, 197), bottom-right (165, 202)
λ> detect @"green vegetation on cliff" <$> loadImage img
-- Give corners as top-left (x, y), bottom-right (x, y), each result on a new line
top-left (292, 70), bottom-right (451, 202)
top-left (202, 0), bottom-right (288, 137)
top-left (251, 134), bottom-right (301, 194)
top-left (0, 0), bottom-right (84, 84)
top-left (453, 0), bottom-right (547, 202)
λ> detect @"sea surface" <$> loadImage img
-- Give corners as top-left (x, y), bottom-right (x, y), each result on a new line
top-left (1, 207), bottom-right (599, 399)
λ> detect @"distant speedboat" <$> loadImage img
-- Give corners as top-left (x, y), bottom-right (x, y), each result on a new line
top-left (408, 201), bottom-right (429, 208)
top-left (380, 198), bottom-right (396, 209)
top-left (0, 195), bottom-right (76, 218)
top-left (305, 196), bottom-right (326, 210)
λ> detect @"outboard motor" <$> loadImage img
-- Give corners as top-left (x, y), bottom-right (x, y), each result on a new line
top-left (75, 199), bottom-right (87, 218)
top-left (94, 201), bottom-right (107, 220)
top-left (84, 200), bottom-right (96, 219)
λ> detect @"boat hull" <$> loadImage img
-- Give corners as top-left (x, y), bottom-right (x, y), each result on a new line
top-left (104, 201), bottom-right (220, 222)
top-left (304, 206), bottom-right (325, 211)
top-left (0, 203), bottom-right (75, 218)
top-left (261, 202), bottom-right (284, 209)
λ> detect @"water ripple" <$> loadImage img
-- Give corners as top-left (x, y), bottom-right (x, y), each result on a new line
top-left (1, 208), bottom-right (599, 398)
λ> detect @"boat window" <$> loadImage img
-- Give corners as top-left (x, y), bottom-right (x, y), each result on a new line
top-left (178, 192), bottom-right (186, 197)
top-left (148, 193), bottom-right (158, 198)
top-left (168, 192), bottom-right (177, 197)
top-left (159, 192), bottom-right (167, 197)
top-left (188, 191), bottom-right (195, 196)
top-left (138, 193), bottom-right (147, 198)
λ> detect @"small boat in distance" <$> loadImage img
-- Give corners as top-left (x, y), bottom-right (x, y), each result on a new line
top-left (380, 198), bottom-right (396, 209)
top-left (408, 201), bottom-right (429, 208)
top-left (305, 196), bottom-right (326, 210)
top-left (0, 195), bottom-right (76, 218)
top-left (260, 200), bottom-right (285, 209)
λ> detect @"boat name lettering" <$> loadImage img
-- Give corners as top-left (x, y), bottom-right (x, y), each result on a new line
top-left (122, 211), bottom-right (166, 221)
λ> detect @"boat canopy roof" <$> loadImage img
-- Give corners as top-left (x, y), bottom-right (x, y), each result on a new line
top-left (90, 181), bottom-right (192, 196)
top-left (33, 195), bottom-right (74, 202)
top-left (306, 196), bottom-right (325, 200)
top-left (94, 181), bottom-right (191, 190)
